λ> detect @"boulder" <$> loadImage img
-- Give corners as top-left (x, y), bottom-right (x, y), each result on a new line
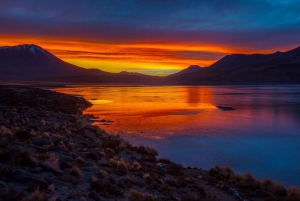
top-left (87, 149), bottom-right (102, 161)
top-left (0, 181), bottom-right (8, 188)
top-left (40, 162), bottom-right (63, 176)
top-left (88, 189), bottom-right (101, 201)
top-left (9, 169), bottom-right (48, 190)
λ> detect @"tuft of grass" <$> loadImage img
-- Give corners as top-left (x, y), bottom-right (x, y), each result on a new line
top-left (117, 158), bottom-right (128, 175)
top-left (47, 184), bottom-right (55, 193)
top-left (75, 156), bottom-right (86, 164)
top-left (130, 160), bottom-right (141, 170)
top-left (70, 165), bottom-right (83, 179)
top-left (46, 153), bottom-right (59, 165)
top-left (129, 189), bottom-right (157, 201)
top-left (145, 147), bottom-right (158, 156)
top-left (157, 158), bottom-right (171, 164)
top-left (30, 188), bottom-right (45, 201)
top-left (288, 186), bottom-right (300, 198)
top-left (100, 169), bottom-right (108, 178)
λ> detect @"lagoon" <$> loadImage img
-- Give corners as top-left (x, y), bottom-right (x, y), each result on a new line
top-left (54, 85), bottom-right (300, 187)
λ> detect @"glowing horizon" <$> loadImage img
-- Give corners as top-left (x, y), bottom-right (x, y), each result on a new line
top-left (0, 35), bottom-right (293, 76)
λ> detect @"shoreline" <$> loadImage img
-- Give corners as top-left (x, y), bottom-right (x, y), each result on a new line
top-left (0, 86), bottom-right (299, 201)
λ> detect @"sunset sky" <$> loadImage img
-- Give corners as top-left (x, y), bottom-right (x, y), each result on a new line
top-left (0, 0), bottom-right (300, 75)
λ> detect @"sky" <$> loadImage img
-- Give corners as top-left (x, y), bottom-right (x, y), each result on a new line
top-left (0, 0), bottom-right (300, 75)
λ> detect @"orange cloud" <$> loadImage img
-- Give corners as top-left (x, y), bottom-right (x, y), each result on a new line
top-left (0, 35), bottom-right (275, 75)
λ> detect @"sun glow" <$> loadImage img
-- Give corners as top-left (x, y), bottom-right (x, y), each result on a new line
top-left (0, 35), bottom-right (274, 75)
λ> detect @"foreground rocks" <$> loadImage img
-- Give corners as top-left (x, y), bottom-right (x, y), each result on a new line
top-left (0, 86), bottom-right (299, 201)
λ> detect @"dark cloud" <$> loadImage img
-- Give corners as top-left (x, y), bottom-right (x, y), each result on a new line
top-left (0, 0), bottom-right (299, 51)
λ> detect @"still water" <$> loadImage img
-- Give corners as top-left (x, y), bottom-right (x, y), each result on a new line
top-left (54, 85), bottom-right (300, 187)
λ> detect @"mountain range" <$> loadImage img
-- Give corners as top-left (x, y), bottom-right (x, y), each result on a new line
top-left (1, 44), bottom-right (300, 84)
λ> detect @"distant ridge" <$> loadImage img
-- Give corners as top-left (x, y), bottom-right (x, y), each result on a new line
top-left (1, 44), bottom-right (300, 84)
top-left (165, 45), bottom-right (300, 84)
top-left (0, 44), bottom-right (162, 84)
top-left (169, 65), bottom-right (203, 77)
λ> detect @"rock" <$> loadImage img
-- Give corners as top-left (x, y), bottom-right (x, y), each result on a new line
top-left (30, 167), bottom-right (43, 174)
top-left (0, 181), bottom-right (8, 188)
top-left (50, 136), bottom-right (61, 146)
top-left (32, 137), bottom-right (51, 146)
top-left (87, 149), bottom-right (102, 161)
top-left (88, 189), bottom-right (101, 201)
top-left (56, 197), bottom-right (63, 201)
top-left (96, 160), bottom-right (109, 167)
top-left (31, 145), bottom-right (47, 153)
top-left (9, 169), bottom-right (48, 190)
top-left (4, 147), bottom-right (19, 159)
top-left (81, 141), bottom-right (91, 148)
top-left (40, 162), bottom-right (63, 175)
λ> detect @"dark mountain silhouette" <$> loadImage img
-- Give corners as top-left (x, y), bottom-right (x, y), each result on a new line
top-left (169, 65), bottom-right (203, 76)
top-left (0, 44), bottom-right (162, 84)
top-left (166, 46), bottom-right (300, 84)
top-left (1, 44), bottom-right (300, 84)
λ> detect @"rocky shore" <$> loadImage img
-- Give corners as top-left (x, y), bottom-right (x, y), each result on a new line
top-left (0, 86), bottom-right (299, 201)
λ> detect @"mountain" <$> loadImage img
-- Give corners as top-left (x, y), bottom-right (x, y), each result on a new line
top-left (166, 46), bottom-right (300, 84)
top-left (169, 65), bottom-right (203, 76)
top-left (0, 44), bottom-right (162, 84)
top-left (0, 44), bottom-right (108, 80)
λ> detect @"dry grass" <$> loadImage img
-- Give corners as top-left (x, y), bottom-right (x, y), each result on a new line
top-left (70, 165), bottom-right (83, 178)
top-left (130, 160), bottom-right (141, 170)
top-left (145, 147), bottom-right (158, 156)
top-left (100, 169), bottom-right (108, 177)
top-left (0, 126), bottom-right (14, 137)
top-left (288, 186), bottom-right (300, 198)
top-left (46, 153), bottom-right (59, 165)
top-left (47, 184), bottom-right (55, 193)
top-left (75, 156), bottom-right (86, 164)
top-left (129, 189), bottom-right (157, 201)
top-left (30, 188), bottom-right (45, 201)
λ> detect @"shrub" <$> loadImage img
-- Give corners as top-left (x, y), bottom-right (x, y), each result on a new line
top-left (75, 156), bottom-right (86, 164)
top-left (145, 147), bottom-right (158, 156)
top-left (70, 165), bottom-right (83, 178)
top-left (166, 163), bottom-right (183, 175)
top-left (136, 145), bottom-right (146, 154)
top-left (130, 160), bottom-right (141, 170)
top-left (0, 126), bottom-right (14, 138)
top-left (157, 158), bottom-right (171, 164)
top-left (46, 153), bottom-right (59, 165)
top-left (30, 188), bottom-right (45, 201)
top-left (288, 186), bottom-right (300, 198)
top-left (117, 159), bottom-right (128, 175)
top-left (272, 182), bottom-right (287, 196)
top-left (129, 189), bottom-right (157, 201)
top-left (0, 186), bottom-right (26, 200)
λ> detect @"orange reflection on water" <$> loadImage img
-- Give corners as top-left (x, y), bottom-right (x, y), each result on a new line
top-left (55, 86), bottom-right (217, 137)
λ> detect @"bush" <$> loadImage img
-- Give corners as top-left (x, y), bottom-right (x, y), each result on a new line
top-left (288, 186), bottom-right (300, 198)
top-left (70, 165), bottom-right (83, 178)
top-left (157, 158), bottom-right (172, 164)
top-left (30, 188), bottom-right (45, 201)
top-left (145, 147), bottom-right (158, 156)
top-left (166, 163), bottom-right (183, 175)
top-left (130, 161), bottom-right (141, 170)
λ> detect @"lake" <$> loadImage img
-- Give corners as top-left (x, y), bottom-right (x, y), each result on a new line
top-left (54, 85), bottom-right (300, 187)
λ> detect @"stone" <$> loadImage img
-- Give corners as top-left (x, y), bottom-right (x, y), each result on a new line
top-left (30, 167), bottom-right (43, 174)
top-left (87, 149), bottom-right (102, 161)
top-left (32, 137), bottom-right (51, 146)
top-left (88, 189), bottom-right (101, 201)
top-left (40, 162), bottom-right (63, 176)
top-left (0, 181), bottom-right (8, 188)
top-left (50, 136), bottom-right (61, 146)
top-left (96, 160), bottom-right (109, 167)
top-left (31, 145), bottom-right (47, 153)
top-left (9, 169), bottom-right (48, 190)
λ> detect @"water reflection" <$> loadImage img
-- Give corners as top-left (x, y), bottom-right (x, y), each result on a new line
top-left (54, 85), bottom-right (300, 187)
